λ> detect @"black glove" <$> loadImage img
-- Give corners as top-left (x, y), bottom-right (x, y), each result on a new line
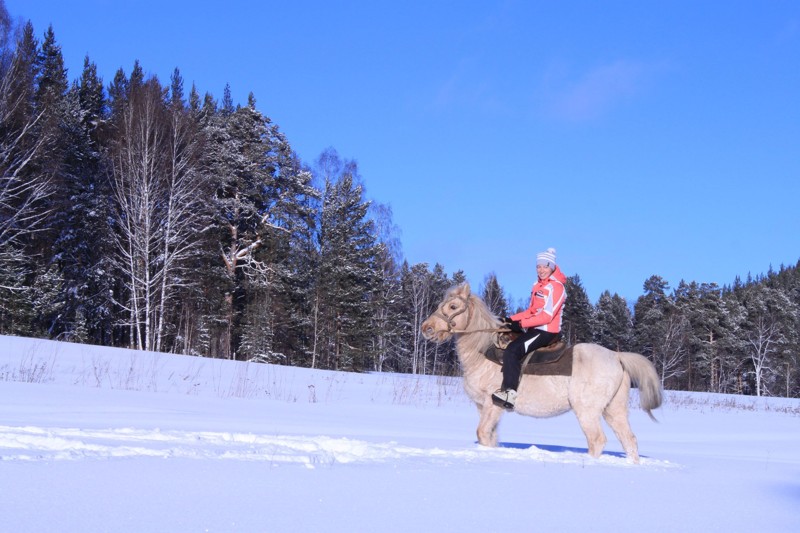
top-left (501, 317), bottom-right (524, 333)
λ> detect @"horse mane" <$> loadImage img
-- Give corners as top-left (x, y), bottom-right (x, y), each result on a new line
top-left (448, 284), bottom-right (499, 369)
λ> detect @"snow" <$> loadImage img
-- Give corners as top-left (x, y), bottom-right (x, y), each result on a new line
top-left (1, 335), bottom-right (798, 533)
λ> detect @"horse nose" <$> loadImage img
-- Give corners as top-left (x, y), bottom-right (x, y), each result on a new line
top-left (421, 321), bottom-right (433, 337)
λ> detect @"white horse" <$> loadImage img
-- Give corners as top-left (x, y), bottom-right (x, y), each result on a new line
top-left (421, 283), bottom-right (662, 463)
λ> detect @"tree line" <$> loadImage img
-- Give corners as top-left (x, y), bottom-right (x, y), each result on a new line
top-left (561, 269), bottom-right (800, 398)
top-left (1, 18), bottom-right (798, 396)
top-left (0, 19), bottom-right (470, 375)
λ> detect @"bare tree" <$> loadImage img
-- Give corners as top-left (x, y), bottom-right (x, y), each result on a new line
top-left (737, 285), bottom-right (798, 397)
top-left (407, 263), bottom-right (430, 375)
top-left (653, 312), bottom-right (690, 387)
top-left (153, 80), bottom-right (206, 352)
top-left (747, 315), bottom-right (780, 397)
top-left (109, 74), bottom-right (205, 351)
top-left (0, 26), bottom-right (54, 293)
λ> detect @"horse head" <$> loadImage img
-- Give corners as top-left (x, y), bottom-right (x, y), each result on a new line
top-left (421, 283), bottom-right (476, 343)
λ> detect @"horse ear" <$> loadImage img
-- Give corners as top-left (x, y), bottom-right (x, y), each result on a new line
top-left (461, 282), bottom-right (471, 296)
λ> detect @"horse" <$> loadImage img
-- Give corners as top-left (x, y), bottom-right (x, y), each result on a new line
top-left (421, 283), bottom-right (662, 463)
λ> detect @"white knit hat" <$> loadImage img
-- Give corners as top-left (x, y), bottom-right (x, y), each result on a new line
top-left (536, 247), bottom-right (557, 268)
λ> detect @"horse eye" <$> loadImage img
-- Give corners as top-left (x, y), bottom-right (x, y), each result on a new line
top-left (449, 303), bottom-right (458, 310)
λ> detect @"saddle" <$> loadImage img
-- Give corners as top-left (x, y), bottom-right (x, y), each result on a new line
top-left (484, 332), bottom-right (573, 377)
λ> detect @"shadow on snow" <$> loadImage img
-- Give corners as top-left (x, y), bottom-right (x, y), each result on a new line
top-left (496, 441), bottom-right (630, 460)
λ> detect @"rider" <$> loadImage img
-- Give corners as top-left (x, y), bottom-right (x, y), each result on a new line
top-left (492, 247), bottom-right (567, 409)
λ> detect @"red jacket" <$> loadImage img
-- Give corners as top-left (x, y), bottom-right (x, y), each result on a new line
top-left (511, 265), bottom-right (567, 333)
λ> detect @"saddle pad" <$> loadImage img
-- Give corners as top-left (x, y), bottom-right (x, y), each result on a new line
top-left (483, 343), bottom-right (573, 377)
top-left (522, 345), bottom-right (573, 377)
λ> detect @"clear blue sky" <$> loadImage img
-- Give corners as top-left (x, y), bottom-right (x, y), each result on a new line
top-left (7, 0), bottom-right (800, 305)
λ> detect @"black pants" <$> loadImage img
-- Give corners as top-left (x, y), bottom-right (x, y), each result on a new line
top-left (501, 329), bottom-right (558, 391)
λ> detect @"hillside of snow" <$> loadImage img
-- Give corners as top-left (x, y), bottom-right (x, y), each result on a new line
top-left (1, 335), bottom-right (798, 532)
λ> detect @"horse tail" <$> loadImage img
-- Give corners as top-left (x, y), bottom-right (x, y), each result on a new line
top-left (618, 352), bottom-right (663, 422)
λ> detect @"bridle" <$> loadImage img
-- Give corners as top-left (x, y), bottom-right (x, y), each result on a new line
top-left (431, 294), bottom-right (509, 335)
top-left (432, 294), bottom-right (473, 333)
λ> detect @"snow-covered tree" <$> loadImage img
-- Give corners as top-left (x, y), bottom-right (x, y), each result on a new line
top-left (633, 275), bottom-right (688, 387)
top-left (367, 201), bottom-right (404, 372)
top-left (736, 284), bottom-right (798, 396)
top-left (594, 290), bottom-right (632, 351)
top-left (313, 155), bottom-right (379, 371)
top-left (562, 274), bottom-right (593, 345)
top-left (481, 272), bottom-right (508, 317)
top-left (0, 22), bottom-right (55, 333)
top-left (107, 66), bottom-right (206, 352)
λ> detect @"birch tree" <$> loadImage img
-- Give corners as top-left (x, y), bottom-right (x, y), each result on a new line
top-left (633, 275), bottom-right (688, 387)
top-left (402, 262), bottom-right (431, 375)
top-left (108, 66), bottom-right (204, 351)
top-left (738, 285), bottom-right (798, 396)
top-left (368, 201), bottom-right (404, 372)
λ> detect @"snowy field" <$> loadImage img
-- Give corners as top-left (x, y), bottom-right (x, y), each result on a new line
top-left (1, 335), bottom-right (798, 533)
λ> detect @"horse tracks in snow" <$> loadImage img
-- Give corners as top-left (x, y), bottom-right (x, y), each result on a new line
top-left (0, 425), bottom-right (678, 469)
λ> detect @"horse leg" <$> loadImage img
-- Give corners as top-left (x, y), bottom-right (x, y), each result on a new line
top-left (574, 409), bottom-right (607, 458)
top-left (603, 379), bottom-right (640, 463)
top-left (476, 401), bottom-right (504, 447)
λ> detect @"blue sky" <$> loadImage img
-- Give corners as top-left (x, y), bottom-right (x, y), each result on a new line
top-left (7, 0), bottom-right (800, 305)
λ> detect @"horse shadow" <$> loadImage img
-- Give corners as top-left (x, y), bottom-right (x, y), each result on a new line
top-left (496, 441), bottom-right (629, 460)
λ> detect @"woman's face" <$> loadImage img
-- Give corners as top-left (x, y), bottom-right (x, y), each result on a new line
top-left (536, 263), bottom-right (554, 280)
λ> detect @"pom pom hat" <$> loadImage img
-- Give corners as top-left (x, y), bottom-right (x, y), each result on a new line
top-left (536, 247), bottom-right (557, 268)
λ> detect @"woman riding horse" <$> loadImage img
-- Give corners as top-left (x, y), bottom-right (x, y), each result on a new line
top-left (493, 247), bottom-right (566, 409)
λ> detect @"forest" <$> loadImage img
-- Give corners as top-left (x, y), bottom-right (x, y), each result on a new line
top-left (1, 16), bottom-right (798, 397)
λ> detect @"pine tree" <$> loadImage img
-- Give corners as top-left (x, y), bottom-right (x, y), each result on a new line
top-left (593, 290), bottom-right (632, 351)
top-left (29, 25), bottom-right (78, 338)
top-left (633, 275), bottom-right (688, 387)
top-left (202, 92), bottom-right (319, 360)
top-left (49, 56), bottom-right (114, 343)
top-left (249, 108), bottom-right (319, 364)
top-left (314, 159), bottom-right (379, 371)
top-left (481, 273), bottom-right (508, 317)
top-left (201, 91), bottom-right (273, 357)
top-left (673, 281), bottom-right (735, 392)
top-left (562, 274), bottom-right (593, 344)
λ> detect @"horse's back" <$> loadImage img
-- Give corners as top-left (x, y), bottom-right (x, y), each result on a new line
top-left (571, 342), bottom-right (624, 373)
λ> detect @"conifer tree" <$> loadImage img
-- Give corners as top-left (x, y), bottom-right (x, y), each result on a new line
top-left (201, 92), bottom-right (279, 358)
top-left (593, 290), bottom-right (632, 351)
top-left (481, 273), bottom-right (508, 317)
top-left (562, 274), bottom-right (593, 345)
top-left (673, 281), bottom-right (736, 392)
top-left (633, 275), bottom-right (688, 387)
top-left (30, 25), bottom-right (76, 337)
top-left (50, 56), bottom-right (114, 343)
top-left (315, 159), bottom-right (379, 371)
